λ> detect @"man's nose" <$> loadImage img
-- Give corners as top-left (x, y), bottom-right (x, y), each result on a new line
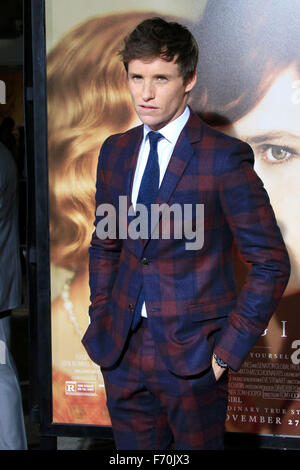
top-left (142, 80), bottom-right (154, 101)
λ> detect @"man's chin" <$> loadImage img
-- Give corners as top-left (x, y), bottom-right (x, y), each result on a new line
top-left (136, 115), bottom-right (165, 131)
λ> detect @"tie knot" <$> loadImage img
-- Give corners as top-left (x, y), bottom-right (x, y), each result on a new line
top-left (148, 131), bottom-right (163, 148)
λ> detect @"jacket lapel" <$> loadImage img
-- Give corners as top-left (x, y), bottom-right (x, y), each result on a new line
top-left (122, 124), bottom-right (143, 214)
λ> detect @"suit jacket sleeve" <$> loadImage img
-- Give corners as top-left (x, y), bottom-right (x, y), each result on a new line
top-left (88, 137), bottom-right (123, 323)
top-left (213, 142), bottom-right (290, 371)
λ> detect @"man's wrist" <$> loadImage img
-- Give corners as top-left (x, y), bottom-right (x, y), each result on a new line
top-left (213, 352), bottom-right (228, 369)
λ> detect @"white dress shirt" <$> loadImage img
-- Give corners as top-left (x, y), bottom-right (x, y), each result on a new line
top-left (131, 106), bottom-right (190, 317)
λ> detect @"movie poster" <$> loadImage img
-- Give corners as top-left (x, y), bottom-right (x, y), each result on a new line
top-left (191, 0), bottom-right (300, 437)
top-left (46, 0), bottom-right (299, 436)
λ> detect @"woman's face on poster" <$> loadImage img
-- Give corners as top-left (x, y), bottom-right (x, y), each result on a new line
top-left (227, 63), bottom-right (300, 296)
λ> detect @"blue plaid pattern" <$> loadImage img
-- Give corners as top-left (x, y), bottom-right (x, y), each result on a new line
top-left (82, 110), bottom-right (290, 375)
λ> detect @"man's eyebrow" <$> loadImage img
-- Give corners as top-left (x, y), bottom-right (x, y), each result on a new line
top-left (128, 72), bottom-right (172, 78)
top-left (243, 131), bottom-right (300, 144)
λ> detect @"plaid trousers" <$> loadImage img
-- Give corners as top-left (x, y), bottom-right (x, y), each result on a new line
top-left (101, 319), bottom-right (228, 450)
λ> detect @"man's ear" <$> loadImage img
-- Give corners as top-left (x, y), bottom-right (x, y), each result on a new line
top-left (185, 72), bottom-right (197, 93)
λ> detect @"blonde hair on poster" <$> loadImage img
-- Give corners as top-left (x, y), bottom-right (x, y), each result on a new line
top-left (47, 12), bottom-right (162, 271)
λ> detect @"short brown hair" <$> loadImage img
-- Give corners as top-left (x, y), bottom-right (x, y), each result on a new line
top-left (120, 17), bottom-right (198, 83)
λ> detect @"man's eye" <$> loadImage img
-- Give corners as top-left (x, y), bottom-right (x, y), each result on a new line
top-left (157, 76), bottom-right (167, 81)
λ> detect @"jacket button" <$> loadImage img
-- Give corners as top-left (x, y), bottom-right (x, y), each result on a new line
top-left (141, 257), bottom-right (149, 265)
top-left (128, 303), bottom-right (134, 311)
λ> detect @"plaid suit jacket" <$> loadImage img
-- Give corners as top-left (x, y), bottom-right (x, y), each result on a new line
top-left (82, 110), bottom-right (290, 375)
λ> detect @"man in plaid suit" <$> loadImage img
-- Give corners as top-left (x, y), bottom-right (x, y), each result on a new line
top-left (82, 18), bottom-right (290, 449)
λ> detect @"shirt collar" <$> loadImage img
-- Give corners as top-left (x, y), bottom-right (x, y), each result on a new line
top-left (143, 106), bottom-right (190, 144)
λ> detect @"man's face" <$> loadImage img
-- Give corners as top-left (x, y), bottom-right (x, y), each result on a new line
top-left (127, 57), bottom-right (196, 130)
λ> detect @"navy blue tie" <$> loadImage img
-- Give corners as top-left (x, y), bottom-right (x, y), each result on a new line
top-left (131, 131), bottom-right (163, 331)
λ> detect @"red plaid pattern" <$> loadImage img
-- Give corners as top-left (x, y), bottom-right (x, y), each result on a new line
top-left (82, 110), bottom-right (290, 376)
top-left (101, 320), bottom-right (228, 450)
